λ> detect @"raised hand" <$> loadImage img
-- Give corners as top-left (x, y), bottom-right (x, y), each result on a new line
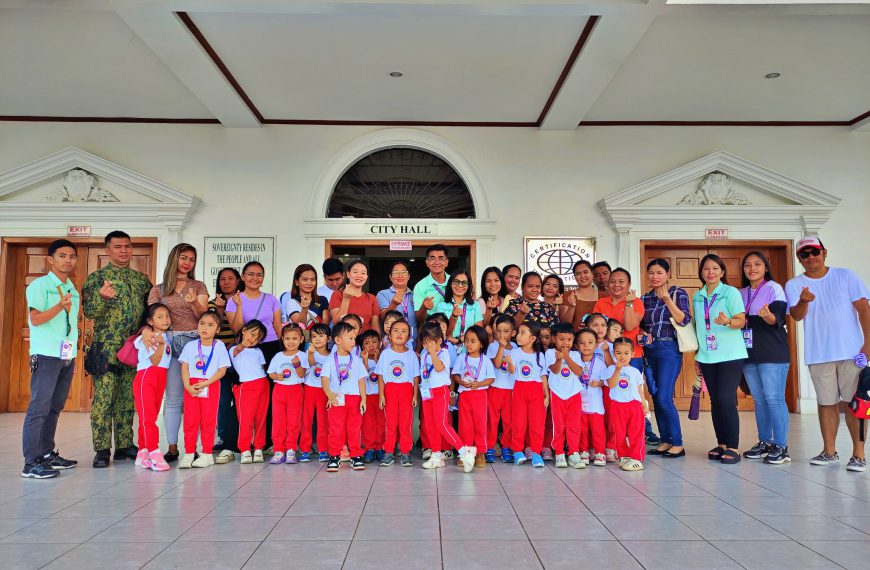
top-left (714, 311), bottom-right (731, 326)
top-left (183, 287), bottom-right (196, 303)
top-left (486, 295), bottom-right (500, 309)
top-left (758, 304), bottom-right (772, 320)
top-left (212, 294), bottom-right (226, 308)
top-left (799, 287), bottom-right (815, 304)
top-left (655, 286), bottom-right (669, 300)
top-left (392, 289), bottom-right (405, 305)
top-left (422, 296), bottom-right (435, 310)
top-left (626, 289), bottom-right (637, 303)
top-left (518, 300), bottom-right (531, 314)
top-left (552, 294), bottom-right (563, 306)
top-left (59, 293), bottom-right (72, 310)
top-left (231, 292), bottom-right (242, 306)
top-left (98, 280), bottom-right (116, 300)
top-left (452, 304), bottom-right (464, 317)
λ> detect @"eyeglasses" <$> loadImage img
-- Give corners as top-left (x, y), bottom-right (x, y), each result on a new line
top-left (798, 249), bottom-right (822, 260)
top-left (453, 280), bottom-right (469, 287)
top-left (391, 271), bottom-right (409, 276)
top-left (244, 272), bottom-right (265, 278)
top-left (427, 256), bottom-right (447, 262)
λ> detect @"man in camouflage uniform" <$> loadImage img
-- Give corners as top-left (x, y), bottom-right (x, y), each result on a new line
top-left (82, 231), bottom-right (152, 468)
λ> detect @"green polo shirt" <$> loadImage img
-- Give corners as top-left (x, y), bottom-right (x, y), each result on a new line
top-left (692, 282), bottom-right (748, 364)
top-left (413, 272), bottom-right (451, 316)
top-left (26, 271), bottom-right (80, 358)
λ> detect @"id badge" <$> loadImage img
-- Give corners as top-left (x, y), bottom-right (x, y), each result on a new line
top-left (335, 393), bottom-right (345, 407)
top-left (420, 382), bottom-right (432, 401)
top-left (197, 385), bottom-right (209, 399)
top-left (60, 341), bottom-right (73, 361)
top-left (742, 328), bottom-right (753, 348)
top-left (705, 334), bottom-right (717, 351)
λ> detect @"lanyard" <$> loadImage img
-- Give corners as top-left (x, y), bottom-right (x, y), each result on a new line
top-left (464, 354), bottom-right (482, 380)
top-left (196, 340), bottom-right (216, 373)
top-left (422, 352), bottom-right (434, 379)
top-left (433, 283), bottom-right (445, 299)
top-left (745, 281), bottom-right (766, 314)
top-left (55, 284), bottom-right (73, 338)
top-left (334, 352), bottom-right (352, 385)
top-left (396, 289), bottom-right (410, 319)
top-left (703, 294), bottom-right (719, 331)
top-left (579, 353), bottom-right (598, 386)
top-left (455, 302), bottom-right (467, 335)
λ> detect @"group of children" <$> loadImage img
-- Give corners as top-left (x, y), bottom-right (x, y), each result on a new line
top-left (132, 304), bottom-right (651, 473)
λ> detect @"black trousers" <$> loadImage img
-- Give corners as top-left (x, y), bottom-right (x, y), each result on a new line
top-left (22, 356), bottom-right (75, 464)
top-left (699, 359), bottom-right (746, 449)
top-left (216, 367), bottom-right (239, 452)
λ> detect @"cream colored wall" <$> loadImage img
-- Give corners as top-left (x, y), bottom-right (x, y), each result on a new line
top-left (1, 122), bottom-right (869, 287)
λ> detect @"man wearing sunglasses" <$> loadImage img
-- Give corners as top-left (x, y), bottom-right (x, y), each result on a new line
top-left (786, 236), bottom-right (870, 472)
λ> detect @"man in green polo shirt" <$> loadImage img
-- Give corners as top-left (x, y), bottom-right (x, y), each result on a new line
top-left (413, 244), bottom-right (451, 325)
top-left (22, 239), bottom-right (81, 479)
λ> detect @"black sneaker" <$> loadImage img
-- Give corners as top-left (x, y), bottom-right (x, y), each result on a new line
top-left (22, 460), bottom-right (59, 479)
top-left (379, 453), bottom-right (395, 467)
top-left (351, 456), bottom-right (366, 470)
top-left (93, 449), bottom-right (111, 468)
top-left (743, 441), bottom-right (769, 460)
top-left (645, 433), bottom-right (661, 446)
top-left (326, 456), bottom-right (340, 472)
top-left (764, 445), bottom-right (791, 465)
top-left (43, 450), bottom-right (77, 469)
top-left (113, 445), bottom-right (139, 460)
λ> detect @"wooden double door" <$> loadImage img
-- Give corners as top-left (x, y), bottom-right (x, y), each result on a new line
top-left (0, 239), bottom-right (155, 413)
top-left (640, 240), bottom-right (798, 413)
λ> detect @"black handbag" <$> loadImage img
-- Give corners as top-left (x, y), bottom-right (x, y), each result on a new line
top-left (84, 342), bottom-right (110, 376)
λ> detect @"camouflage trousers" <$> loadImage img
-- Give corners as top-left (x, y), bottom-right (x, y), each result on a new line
top-left (90, 367), bottom-right (136, 451)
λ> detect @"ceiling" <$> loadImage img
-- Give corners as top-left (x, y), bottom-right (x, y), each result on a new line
top-left (0, 0), bottom-right (868, 130)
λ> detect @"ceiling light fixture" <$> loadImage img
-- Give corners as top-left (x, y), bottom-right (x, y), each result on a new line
top-left (764, 72), bottom-right (781, 79)
top-left (389, 71), bottom-right (403, 78)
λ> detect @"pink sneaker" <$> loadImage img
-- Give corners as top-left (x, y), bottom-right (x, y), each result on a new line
top-left (135, 448), bottom-right (149, 468)
top-left (541, 448), bottom-right (554, 462)
top-left (146, 450), bottom-right (170, 472)
top-left (524, 447), bottom-right (533, 460)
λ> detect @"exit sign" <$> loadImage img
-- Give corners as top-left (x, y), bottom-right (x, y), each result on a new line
top-left (67, 225), bottom-right (91, 237)
top-left (705, 228), bottom-right (728, 240)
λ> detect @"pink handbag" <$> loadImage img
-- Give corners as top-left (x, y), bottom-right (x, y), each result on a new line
top-left (116, 328), bottom-right (144, 367)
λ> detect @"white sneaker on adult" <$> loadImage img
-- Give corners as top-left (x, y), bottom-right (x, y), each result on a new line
top-left (215, 449), bottom-right (235, 464)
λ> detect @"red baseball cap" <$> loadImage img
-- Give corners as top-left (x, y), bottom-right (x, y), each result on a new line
top-left (796, 236), bottom-right (824, 252)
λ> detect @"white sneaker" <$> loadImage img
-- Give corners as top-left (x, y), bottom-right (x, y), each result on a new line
top-left (554, 453), bottom-right (568, 468)
top-left (215, 449), bottom-right (235, 464)
top-left (579, 451), bottom-right (590, 466)
top-left (179, 453), bottom-right (195, 469)
top-left (422, 448), bottom-right (432, 460)
top-left (253, 449), bottom-right (264, 463)
top-left (621, 459), bottom-right (644, 471)
top-left (460, 446), bottom-right (476, 473)
top-left (568, 453), bottom-right (586, 469)
top-left (192, 453), bottom-right (214, 468)
top-left (442, 450), bottom-right (454, 460)
top-left (618, 457), bottom-right (629, 467)
top-left (135, 448), bottom-right (149, 468)
top-left (605, 448), bottom-right (618, 463)
top-left (592, 453), bottom-right (607, 467)
top-left (422, 453), bottom-right (444, 469)
top-left (240, 450), bottom-right (253, 464)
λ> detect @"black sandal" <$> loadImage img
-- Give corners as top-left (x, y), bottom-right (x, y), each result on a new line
top-left (720, 449), bottom-right (741, 464)
top-left (707, 447), bottom-right (724, 460)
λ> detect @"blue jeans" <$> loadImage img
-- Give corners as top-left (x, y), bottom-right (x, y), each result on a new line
top-left (742, 362), bottom-right (790, 447)
top-left (644, 339), bottom-right (684, 446)
top-left (22, 356), bottom-right (75, 464)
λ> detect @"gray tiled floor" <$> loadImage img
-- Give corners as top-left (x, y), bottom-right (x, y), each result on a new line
top-left (1, 412), bottom-right (869, 569)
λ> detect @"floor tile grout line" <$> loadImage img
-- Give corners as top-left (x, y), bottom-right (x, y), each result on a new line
top-left (490, 462), bottom-right (545, 568)
top-left (339, 462), bottom-right (378, 569)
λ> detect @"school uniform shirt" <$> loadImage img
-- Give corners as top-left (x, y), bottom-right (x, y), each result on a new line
top-left (486, 341), bottom-right (517, 390)
top-left (451, 354), bottom-right (496, 393)
top-left (739, 281), bottom-right (789, 364)
top-left (419, 348), bottom-right (452, 389)
top-left (229, 346), bottom-right (267, 382)
top-left (785, 267), bottom-right (870, 365)
top-left (267, 350), bottom-right (310, 386)
top-left (363, 356), bottom-right (380, 396)
top-left (692, 282), bottom-right (749, 364)
top-left (280, 295), bottom-right (329, 329)
top-left (226, 292), bottom-right (282, 343)
top-left (321, 352), bottom-right (368, 396)
top-left (605, 365), bottom-right (644, 403)
top-left (579, 355), bottom-right (608, 415)
top-left (134, 333), bottom-right (172, 371)
top-left (442, 342), bottom-right (458, 368)
top-left (178, 339), bottom-right (231, 378)
top-left (434, 300), bottom-right (484, 339)
top-left (376, 347), bottom-right (421, 385)
top-left (26, 271), bottom-right (81, 359)
top-left (510, 347), bottom-right (548, 384)
top-left (304, 351), bottom-right (329, 388)
top-left (544, 349), bottom-right (583, 400)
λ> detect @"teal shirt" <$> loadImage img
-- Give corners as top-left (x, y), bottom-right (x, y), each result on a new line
top-left (413, 273), bottom-right (450, 316)
top-left (26, 272), bottom-right (80, 358)
top-left (434, 300), bottom-right (484, 339)
top-left (692, 282), bottom-right (748, 364)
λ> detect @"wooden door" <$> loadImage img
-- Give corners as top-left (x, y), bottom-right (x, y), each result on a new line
top-left (3, 241), bottom-right (155, 412)
top-left (641, 241), bottom-right (798, 413)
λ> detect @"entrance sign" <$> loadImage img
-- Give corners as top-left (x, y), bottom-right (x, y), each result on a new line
top-left (525, 237), bottom-right (595, 287)
top-left (389, 240), bottom-right (413, 251)
top-left (204, 237), bottom-right (275, 292)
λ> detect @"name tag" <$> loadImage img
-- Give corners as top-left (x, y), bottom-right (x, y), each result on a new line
top-left (60, 341), bottom-right (74, 361)
top-left (335, 393), bottom-right (345, 407)
top-left (742, 328), bottom-right (753, 349)
top-left (705, 334), bottom-right (717, 352)
top-left (197, 385), bottom-right (209, 399)
top-left (420, 382), bottom-right (432, 401)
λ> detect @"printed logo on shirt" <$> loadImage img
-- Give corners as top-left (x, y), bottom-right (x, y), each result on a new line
top-left (618, 375), bottom-right (630, 390)
top-left (195, 359), bottom-right (206, 371)
top-left (499, 360), bottom-right (509, 371)
top-left (560, 367), bottom-right (570, 378)
top-left (391, 362), bottom-right (405, 378)
top-left (368, 369), bottom-right (378, 384)
top-left (165, 345), bottom-right (171, 355)
top-left (464, 364), bottom-right (480, 379)
top-left (313, 366), bottom-right (322, 378)
top-left (282, 368), bottom-right (292, 379)
top-left (520, 363), bottom-right (532, 377)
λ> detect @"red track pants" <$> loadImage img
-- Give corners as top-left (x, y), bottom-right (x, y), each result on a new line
top-left (300, 385), bottom-right (328, 453)
top-left (183, 377), bottom-right (220, 454)
top-left (233, 378), bottom-right (270, 452)
top-left (327, 394), bottom-right (363, 457)
top-left (133, 367), bottom-right (167, 451)
top-left (362, 394), bottom-right (385, 451)
top-left (550, 393), bottom-right (582, 455)
top-left (420, 396), bottom-right (452, 451)
top-left (609, 400), bottom-right (646, 461)
top-left (579, 412), bottom-right (606, 454)
top-left (271, 383), bottom-right (303, 453)
top-left (511, 381), bottom-right (545, 454)
top-left (421, 385), bottom-right (464, 453)
top-left (383, 383), bottom-right (414, 454)
top-left (459, 389), bottom-right (488, 450)
top-left (487, 387), bottom-right (512, 450)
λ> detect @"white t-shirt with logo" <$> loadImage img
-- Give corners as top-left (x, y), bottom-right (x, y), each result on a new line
top-left (510, 347), bottom-right (548, 384)
top-left (320, 352), bottom-right (368, 396)
top-left (544, 349), bottom-right (583, 400)
top-left (451, 353), bottom-right (496, 393)
top-left (486, 341), bottom-right (517, 390)
top-left (376, 347), bottom-right (421, 386)
top-left (604, 365), bottom-right (644, 403)
top-left (178, 339), bottom-right (230, 379)
top-left (579, 354), bottom-right (608, 415)
top-left (229, 346), bottom-right (267, 382)
top-left (785, 267), bottom-right (870, 365)
top-left (420, 348), bottom-right (452, 389)
top-left (304, 350), bottom-right (329, 388)
top-left (363, 354), bottom-right (380, 396)
top-left (267, 350), bottom-right (309, 386)
top-left (134, 333), bottom-right (172, 371)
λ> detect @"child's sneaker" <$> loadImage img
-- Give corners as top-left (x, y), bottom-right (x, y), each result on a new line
top-left (531, 453), bottom-right (544, 468)
top-left (240, 451), bottom-right (253, 464)
top-left (269, 451), bottom-right (286, 465)
top-left (192, 453), bottom-right (214, 468)
top-left (253, 449), bottom-right (264, 463)
top-left (422, 448), bottom-right (432, 460)
top-left (318, 451), bottom-right (329, 462)
top-left (621, 459), bottom-right (644, 471)
top-left (351, 456), bottom-right (365, 470)
top-left (179, 453), bottom-right (195, 469)
top-left (363, 449), bottom-right (375, 464)
top-left (501, 447), bottom-right (514, 463)
top-left (474, 453), bottom-right (487, 468)
top-left (422, 453), bottom-right (444, 469)
top-left (380, 453), bottom-right (395, 466)
top-left (400, 454), bottom-right (413, 467)
top-left (485, 449), bottom-right (496, 463)
top-left (618, 457), bottom-right (629, 467)
top-left (215, 449), bottom-right (235, 464)
top-left (524, 447), bottom-right (533, 460)
top-left (579, 451), bottom-right (590, 466)
top-left (541, 448), bottom-right (554, 462)
top-left (554, 453), bottom-right (568, 468)
top-left (568, 453), bottom-right (586, 469)
top-left (460, 447), bottom-right (476, 473)
top-left (592, 453), bottom-right (607, 467)
top-left (340, 446), bottom-right (351, 462)
top-left (513, 451), bottom-right (527, 466)
top-left (147, 450), bottom-right (170, 472)
top-left (135, 448), bottom-right (149, 468)
top-left (286, 450), bottom-right (298, 464)
top-left (605, 448), bottom-right (618, 463)
top-left (299, 452), bottom-right (311, 463)
top-left (442, 450), bottom-right (454, 460)
top-left (326, 456), bottom-right (340, 472)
